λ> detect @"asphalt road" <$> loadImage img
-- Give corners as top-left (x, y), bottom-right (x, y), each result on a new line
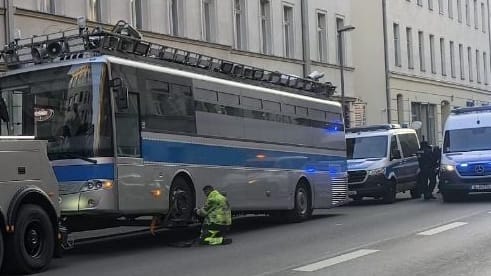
top-left (32, 192), bottom-right (491, 276)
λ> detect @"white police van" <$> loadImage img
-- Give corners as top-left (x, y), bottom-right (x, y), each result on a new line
top-left (439, 106), bottom-right (491, 202)
top-left (346, 124), bottom-right (421, 203)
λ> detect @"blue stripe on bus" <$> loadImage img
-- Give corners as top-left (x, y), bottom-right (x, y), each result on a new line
top-left (53, 163), bottom-right (114, 182)
top-left (142, 139), bottom-right (346, 172)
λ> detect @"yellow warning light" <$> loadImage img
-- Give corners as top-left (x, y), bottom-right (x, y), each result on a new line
top-left (102, 180), bottom-right (113, 190)
top-left (151, 189), bottom-right (162, 198)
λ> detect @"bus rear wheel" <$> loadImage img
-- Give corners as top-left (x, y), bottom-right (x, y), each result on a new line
top-left (168, 176), bottom-right (195, 225)
top-left (5, 204), bottom-right (54, 274)
top-left (287, 181), bottom-right (312, 222)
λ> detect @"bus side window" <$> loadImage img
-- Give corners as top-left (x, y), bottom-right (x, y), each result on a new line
top-left (115, 93), bottom-right (141, 157)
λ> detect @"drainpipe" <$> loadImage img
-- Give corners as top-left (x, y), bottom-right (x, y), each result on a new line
top-left (382, 0), bottom-right (392, 123)
top-left (3, 0), bottom-right (14, 43)
top-left (301, 0), bottom-right (311, 77)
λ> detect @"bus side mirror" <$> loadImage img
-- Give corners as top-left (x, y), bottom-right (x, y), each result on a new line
top-left (110, 78), bottom-right (129, 110)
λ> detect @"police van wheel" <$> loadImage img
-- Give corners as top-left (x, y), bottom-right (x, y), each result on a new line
top-left (410, 187), bottom-right (421, 199)
top-left (5, 204), bottom-right (54, 274)
top-left (382, 181), bottom-right (397, 204)
top-left (287, 182), bottom-right (312, 222)
top-left (442, 191), bottom-right (461, 203)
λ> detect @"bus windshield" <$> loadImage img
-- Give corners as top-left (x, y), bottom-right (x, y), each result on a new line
top-left (0, 63), bottom-right (113, 160)
top-left (443, 127), bottom-right (491, 153)
top-left (346, 136), bottom-right (388, 159)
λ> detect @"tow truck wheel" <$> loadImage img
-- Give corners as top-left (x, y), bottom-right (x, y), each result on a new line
top-left (5, 204), bottom-right (54, 274)
top-left (0, 226), bottom-right (4, 273)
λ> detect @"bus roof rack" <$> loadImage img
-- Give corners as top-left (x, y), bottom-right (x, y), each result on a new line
top-left (0, 20), bottom-right (337, 99)
top-left (346, 124), bottom-right (401, 133)
top-left (451, 106), bottom-right (491, 115)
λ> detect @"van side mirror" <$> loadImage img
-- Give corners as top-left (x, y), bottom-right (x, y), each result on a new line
top-left (110, 78), bottom-right (129, 110)
top-left (391, 149), bottom-right (402, 160)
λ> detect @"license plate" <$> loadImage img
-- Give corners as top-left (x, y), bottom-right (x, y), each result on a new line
top-left (348, 190), bottom-right (357, 196)
top-left (471, 184), bottom-right (491, 190)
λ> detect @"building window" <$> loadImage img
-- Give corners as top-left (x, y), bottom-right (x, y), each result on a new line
top-left (419, 31), bottom-right (426, 71)
top-left (87, 0), bottom-right (101, 22)
top-left (202, 0), bottom-right (216, 42)
top-left (482, 2), bottom-right (486, 32)
top-left (336, 17), bottom-right (346, 64)
top-left (448, 0), bottom-right (454, 18)
top-left (407, 27), bottom-right (414, 69)
top-left (170, 0), bottom-right (183, 36)
top-left (484, 52), bottom-right (489, 84)
top-left (465, 0), bottom-right (470, 25)
top-left (440, 38), bottom-right (446, 76)
top-left (429, 0), bottom-right (434, 10)
top-left (411, 102), bottom-right (437, 145)
top-left (468, 46), bottom-right (473, 81)
top-left (130, 0), bottom-right (142, 29)
top-left (430, 35), bottom-right (436, 73)
top-left (459, 44), bottom-right (465, 79)
top-left (450, 41), bottom-right (456, 77)
top-left (397, 94), bottom-right (404, 124)
top-left (474, 0), bottom-right (479, 29)
top-left (260, 0), bottom-right (272, 55)
top-left (394, 23), bottom-right (401, 67)
top-left (234, 0), bottom-right (247, 50)
top-left (39, 0), bottom-right (56, 13)
top-left (439, 0), bottom-right (444, 14)
top-left (476, 49), bottom-right (481, 83)
top-left (283, 5), bottom-right (294, 58)
top-left (457, 0), bottom-right (463, 22)
top-left (418, 0), bottom-right (423, 6)
top-left (317, 12), bottom-right (328, 62)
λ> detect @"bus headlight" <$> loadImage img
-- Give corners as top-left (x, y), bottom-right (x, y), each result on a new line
top-left (80, 180), bottom-right (113, 192)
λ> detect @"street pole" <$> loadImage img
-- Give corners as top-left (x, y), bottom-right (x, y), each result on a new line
top-left (338, 32), bottom-right (346, 122)
top-left (337, 25), bottom-right (355, 127)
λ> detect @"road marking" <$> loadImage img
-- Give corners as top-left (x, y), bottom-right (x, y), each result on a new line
top-left (293, 249), bottom-right (380, 272)
top-left (417, 222), bottom-right (468, 236)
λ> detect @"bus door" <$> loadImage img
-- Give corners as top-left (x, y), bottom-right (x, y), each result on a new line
top-left (115, 93), bottom-right (164, 212)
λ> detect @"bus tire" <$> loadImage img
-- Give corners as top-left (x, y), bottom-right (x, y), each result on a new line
top-left (287, 181), bottom-right (312, 223)
top-left (5, 204), bottom-right (54, 274)
top-left (168, 176), bottom-right (195, 225)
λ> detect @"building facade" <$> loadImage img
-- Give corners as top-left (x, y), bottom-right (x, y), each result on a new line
top-left (0, 0), bottom-right (356, 119)
top-left (353, 0), bottom-right (491, 145)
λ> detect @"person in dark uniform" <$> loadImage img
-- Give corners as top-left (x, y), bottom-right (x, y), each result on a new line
top-left (432, 146), bottom-right (442, 193)
top-left (417, 141), bottom-right (437, 200)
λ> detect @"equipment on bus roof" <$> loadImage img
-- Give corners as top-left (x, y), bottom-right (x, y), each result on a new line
top-left (0, 19), bottom-right (337, 98)
top-left (346, 124), bottom-right (401, 133)
top-left (451, 105), bottom-right (491, 115)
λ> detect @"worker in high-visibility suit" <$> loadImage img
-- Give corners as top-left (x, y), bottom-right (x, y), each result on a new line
top-left (195, 185), bottom-right (232, 245)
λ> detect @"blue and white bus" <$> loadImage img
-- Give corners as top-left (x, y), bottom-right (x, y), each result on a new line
top-left (0, 27), bottom-right (347, 230)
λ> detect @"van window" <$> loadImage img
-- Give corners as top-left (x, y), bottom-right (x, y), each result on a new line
top-left (398, 133), bottom-right (419, 157)
top-left (390, 136), bottom-right (399, 156)
top-left (443, 127), bottom-right (491, 153)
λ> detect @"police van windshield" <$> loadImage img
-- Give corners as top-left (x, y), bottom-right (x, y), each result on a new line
top-left (443, 127), bottom-right (491, 153)
top-left (0, 63), bottom-right (113, 160)
top-left (346, 136), bottom-right (388, 159)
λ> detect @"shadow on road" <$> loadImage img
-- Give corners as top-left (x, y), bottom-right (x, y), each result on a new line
top-left (63, 213), bottom-right (340, 258)
top-left (345, 196), bottom-right (414, 207)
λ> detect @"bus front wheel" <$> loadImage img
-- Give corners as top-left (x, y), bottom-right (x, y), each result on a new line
top-left (5, 204), bottom-right (54, 274)
top-left (168, 176), bottom-right (195, 225)
top-left (287, 181), bottom-right (313, 222)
